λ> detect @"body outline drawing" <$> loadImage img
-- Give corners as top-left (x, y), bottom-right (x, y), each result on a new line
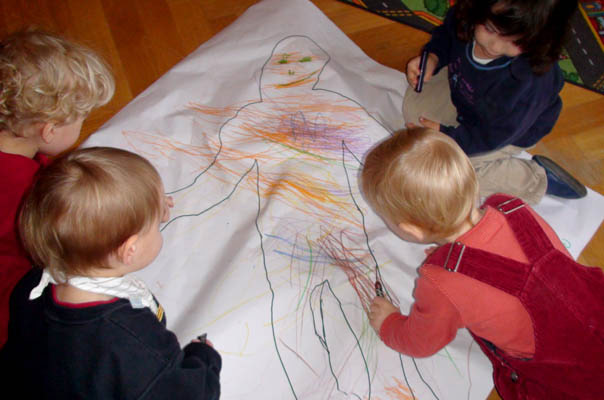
top-left (127, 35), bottom-right (445, 399)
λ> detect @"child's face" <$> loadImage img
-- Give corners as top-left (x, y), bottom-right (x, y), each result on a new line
top-left (474, 21), bottom-right (523, 59)
top-left (39, 116), bottom-right (85, 156)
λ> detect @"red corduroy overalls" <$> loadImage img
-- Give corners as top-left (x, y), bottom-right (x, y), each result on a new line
top-left (426, 194), bottom-right (604, 399)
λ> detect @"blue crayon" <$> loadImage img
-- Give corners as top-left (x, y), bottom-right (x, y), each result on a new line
top-left (415, 49), bottom-right (429, 93)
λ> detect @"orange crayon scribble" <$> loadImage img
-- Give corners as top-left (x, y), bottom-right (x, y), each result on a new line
top-left (188, 101), bottom-right (252, 124)
top-left (123, 130), bottom-right (216, 165)
top-left (126, 94), bottom-right (372, 229)
top-left (206, 155), bottom-right (362, 228)
top-left (262, 179), bottom-right (364, 229)
top-left (273, 70), bottom-right (319, 88)
top-left (301, 102), bottom-right (365, 117)
top-left (267, 177), bottom-right (323, 203)
top-left (190, 94), bottom-right (372, 159)
top-left (384, 377), bottom-right (414, 400)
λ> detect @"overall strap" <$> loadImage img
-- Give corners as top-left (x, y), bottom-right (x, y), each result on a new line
top-left (484, 195), bottom-right (555, 263)
top-left (424, 194), bottom-right (554, 296)
top-left (426, 242), bottom-right (531, 296)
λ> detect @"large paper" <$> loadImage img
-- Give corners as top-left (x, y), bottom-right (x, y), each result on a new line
top-left (84, 0), bottom-right (604, 399)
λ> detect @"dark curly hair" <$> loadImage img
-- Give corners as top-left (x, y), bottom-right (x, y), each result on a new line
top-left (454, 0), bottom-right (578, 75)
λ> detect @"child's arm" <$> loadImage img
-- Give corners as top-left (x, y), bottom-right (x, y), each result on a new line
top-left (405, 6), bottom-right (456, 89)
top-left (368, 274), bottom-right (463, 357)
top-left (148, 340), bottom-right (222, 399)
top-left (104, 307), bottom-right (222, 399)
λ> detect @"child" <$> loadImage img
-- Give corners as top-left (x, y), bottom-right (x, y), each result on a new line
top-left (403, 0), bottom-right (586, 204)
top-left (0, 29), bottom-right (115, 347)
top-left (362, 128), bottom-right (604, 399)
top-left (0, 147), bottom-right (221, 399)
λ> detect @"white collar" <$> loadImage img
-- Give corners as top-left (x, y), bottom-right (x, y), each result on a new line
top-left (472, 40), bottom-right (496, 65)
top-left (30, 269), bottom-right (158, 313)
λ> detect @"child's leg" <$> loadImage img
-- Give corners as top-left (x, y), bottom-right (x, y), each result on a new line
top-left (470, 146), bottom-right (547, 205)
top-left (403, 68), bottom-right (458, 127)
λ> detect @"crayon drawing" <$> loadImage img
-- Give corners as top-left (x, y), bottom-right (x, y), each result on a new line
top-left (103, 35), bottom-right (487, 400)
top-left (83, 0), bottom-right (537, 397)
top-left (83, 0), bottom-right (604, 397)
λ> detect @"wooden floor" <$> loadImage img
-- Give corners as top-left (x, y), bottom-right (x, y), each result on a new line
top-left (3, 1), bottom-right (602, 398)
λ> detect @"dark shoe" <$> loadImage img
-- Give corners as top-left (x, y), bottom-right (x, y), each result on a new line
top-left (533, 155), bottom-right (587, 199)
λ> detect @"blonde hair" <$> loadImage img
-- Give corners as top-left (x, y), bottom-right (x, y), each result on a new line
top-left (0, 29), bottom-right (115, 134)
top-left (19, 147), bottom-right (162, 276)
top-left (361, 128), bottom-right (479, 238)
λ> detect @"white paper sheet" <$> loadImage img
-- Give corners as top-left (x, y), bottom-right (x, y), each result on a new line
top-left (84, 0), bottom-right (604, 398)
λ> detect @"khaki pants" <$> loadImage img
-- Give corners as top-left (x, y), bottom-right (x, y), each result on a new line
top-left (403, 69), bottom-right (547, 205)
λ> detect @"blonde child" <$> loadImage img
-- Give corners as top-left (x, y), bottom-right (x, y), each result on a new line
top-left (403, 0), bottom-right (585, 204)
top-left (0, 147), bottom-right (221, 399)
top-left (0, 29), bottom-right (114, 347)
top-left (362, 128), bottom-right (603, 399)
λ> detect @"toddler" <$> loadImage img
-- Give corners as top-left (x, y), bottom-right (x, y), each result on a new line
top-left (403, 0), bottom-right (585, 204)
top-left (362, 128), bottom-right (603, 399)
top-left (0, 147), bottom-right (221, 399)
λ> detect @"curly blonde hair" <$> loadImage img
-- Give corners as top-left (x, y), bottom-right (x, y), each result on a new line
top-left (0, 29), bottom-right (115, 134)
top-left (361, 128), bottom-right (479, 238)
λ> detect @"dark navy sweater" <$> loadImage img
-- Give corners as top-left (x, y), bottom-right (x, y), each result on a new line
top-left (0, 268), bottom-right (222, 399)
top-left (424, 7), bottom-right (564, 155)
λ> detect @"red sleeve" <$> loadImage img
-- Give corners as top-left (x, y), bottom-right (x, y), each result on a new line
top-left (379, 271), bottom-right (464, 357)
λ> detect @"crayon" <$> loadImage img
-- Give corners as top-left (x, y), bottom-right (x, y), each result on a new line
top-left (415, 49), bottom-right (429, 93)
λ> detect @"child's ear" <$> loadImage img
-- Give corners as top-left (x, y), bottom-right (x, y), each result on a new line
top-left (398, 221), bottom-right (426, 242)
top-left (117, 234), bottom-right (139, 265)
top-left (40, 122), bottom-right (56, 144)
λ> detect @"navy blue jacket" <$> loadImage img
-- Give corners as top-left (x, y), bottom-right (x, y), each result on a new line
top-left (424, 7), bottom-right (564, 155)
top-left (0, 268), bottom-right (221, 399)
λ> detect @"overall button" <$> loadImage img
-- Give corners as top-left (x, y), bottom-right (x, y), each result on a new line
top-left (510, 371), bottom-right (519, 382)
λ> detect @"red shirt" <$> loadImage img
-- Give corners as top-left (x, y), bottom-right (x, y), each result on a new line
top-left (0, 151), bottom-right (48, 347)
top-left (379, 204), bottom-right (569, 358)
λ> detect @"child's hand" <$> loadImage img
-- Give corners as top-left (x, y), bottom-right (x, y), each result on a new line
top-left (368, 297), bottom-right (399, 334)
top-left (191, 337), bottom-right (214, 348)
top-left (405, 52), bottom-right (438, 88)
top-left (406, 116), bottom-right (440, 131)
top-left (417, 116), bottom-right (440, 131)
